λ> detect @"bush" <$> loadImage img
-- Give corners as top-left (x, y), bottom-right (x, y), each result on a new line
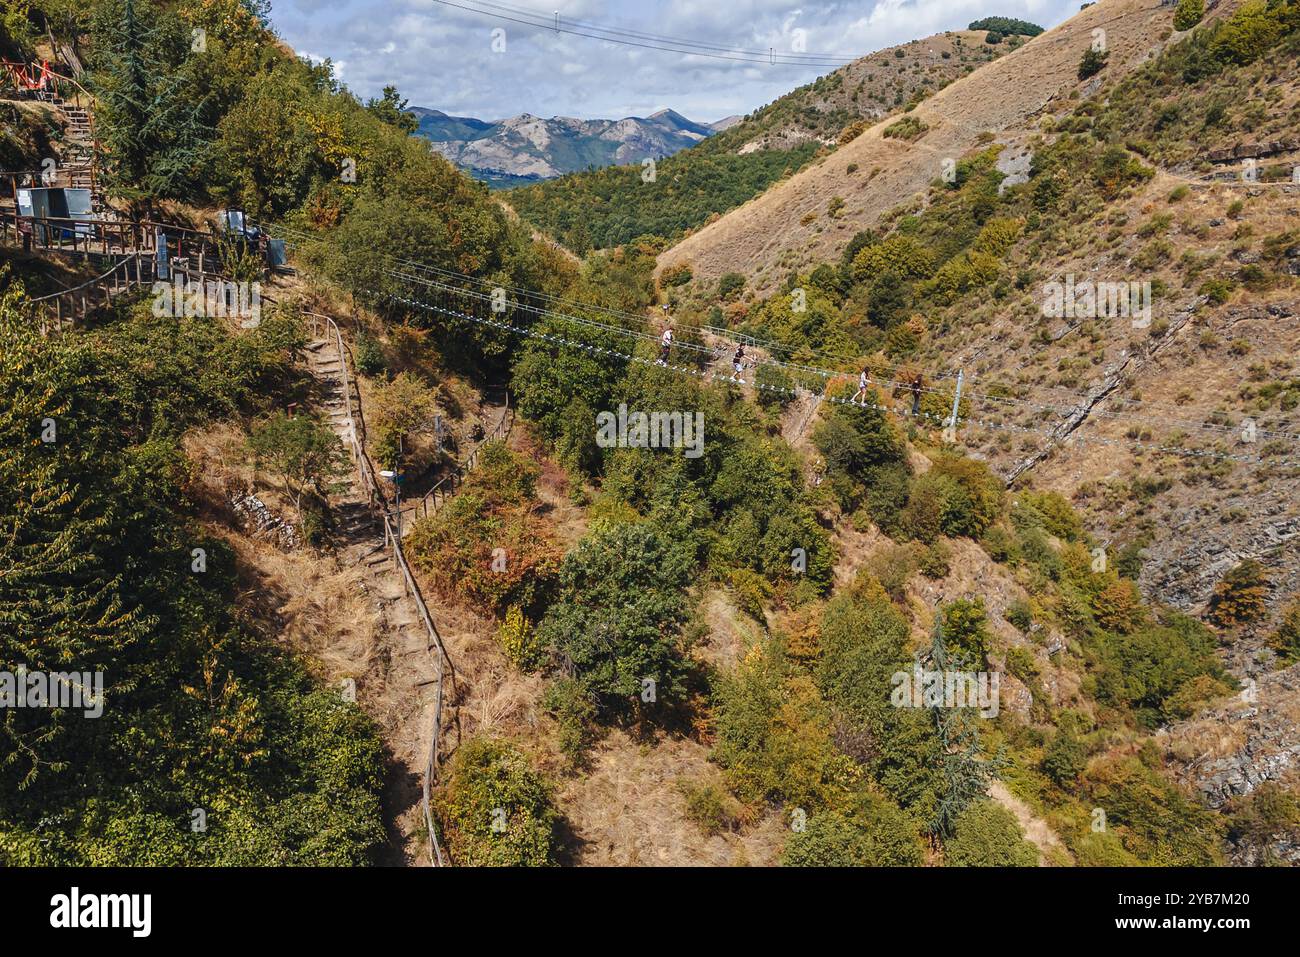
top-left (542, 677), bottom-right (598, 769)
top-left (944, 800), bottom-right (1039, 866)
top-left (883, 116), bottom-right (930, 141)
top-left (1081, 755), bottom-right (1224, 865)
top-left (918, 540), bottom-right (952, 579)
top-left (662, 262), bottom-right (693, 287)
top-left (717, 271), bottom-right (746, 301)
top-left (941, 598), bottom-right (993, 666)
top-left (497, 605), bottom-right (544, 670)
top-left (782, 792), bottom-right (925, 866)
top-left (678, 779), bottom-right (744, 836)
top-left (354, 328), bottom-right (387, 376)
top-left (715, 643), bottom-right (858, 810)
top-left (1209, 559), bottom-right (1271, 626)
top-left (1042, 725), bottom-right (1087, 786)
top-left (438, 738), bottom-right (559, 866)
top-left (1005, 598), bottom-right (1034, 632)
top-left (1270, 599), bottom-right (1300, 661)
top-left (407, 450), bottom-right (563, 618)
top-left (1078, 47), bottom-right (1109, 81)
top-left (1174, 0), bottom-right (1205, 31)
top-left (369, 372), bottom-right (437, 470)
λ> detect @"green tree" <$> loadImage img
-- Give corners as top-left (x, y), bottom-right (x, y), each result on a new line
top-left (538, 521), bottom-right (692, 719)
top-left (438, 738), bottom-right (559, 866)
top-left (247, 412), bottom-right (348, 520)
top-left (365, 84), bottom-right (418, 133)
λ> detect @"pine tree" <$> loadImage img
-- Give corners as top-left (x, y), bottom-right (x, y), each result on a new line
top-left (92, 0), bottom-right (210, 202)
top-left (927, 614), bottom-right (1005, 837)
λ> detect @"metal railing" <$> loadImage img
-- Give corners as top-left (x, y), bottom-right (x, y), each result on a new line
top-left (399, 390), bottom-right (514, 528)
top-left (304, 310), bottom-right (451, 868)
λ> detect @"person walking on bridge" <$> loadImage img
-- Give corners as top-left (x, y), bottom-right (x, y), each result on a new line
top-left (851, 367), bottom-right (870, 405)
top-left (656, 326), bottom-right (673, 366)
top-left (732, 344), bottom-right (747, 383)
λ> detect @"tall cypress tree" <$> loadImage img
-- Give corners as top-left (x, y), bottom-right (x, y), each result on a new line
top-left (92, 0), bottom-right (210, 202)
top-left (928, 614), bottom-right (1006, 837)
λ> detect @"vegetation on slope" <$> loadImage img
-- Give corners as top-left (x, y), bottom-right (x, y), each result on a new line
top-left (508, 31), bottom-right (1008, 254)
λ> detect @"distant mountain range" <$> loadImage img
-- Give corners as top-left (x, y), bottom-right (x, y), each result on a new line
top-left (407, 107), bottom-right (735, 187)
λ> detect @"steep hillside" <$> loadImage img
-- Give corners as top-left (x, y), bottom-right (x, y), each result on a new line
top-left (644, 0), bottom-right (1300, 864)
top-left (655, 0), bottom-right (1241, 294)
top-left (508, 29), bottom-right (1006, 254)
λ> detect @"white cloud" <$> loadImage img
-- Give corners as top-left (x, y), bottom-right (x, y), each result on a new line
top-left (273, 0), bottom-right (1082, 122)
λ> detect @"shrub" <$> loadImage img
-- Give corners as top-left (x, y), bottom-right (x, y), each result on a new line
top-left (839, 120), bottom-right (869, 145)
top-left (661, 262), bottom-right (693, 287)
top-left (1078, 47), bottom-right (1109, 81)
top-left (1005, 599), bottom-right (1034, 633)
top-left (851, 235), bottom-right (937, 281)
top-left (1173, 0), bottom-right (1205, 31)
top-left (438, 738), bottom-right (559, 866)
top-left (497, 604), bottom-right (544, 670)
top-left (782, 792), bottom-right (925, 866)
top-left (1018, 490), bottom-right (1084, 541)
top-left (369, 372), bottom-right (438, 470)
top-left (678, 779), bottom-right (744, 836)
top-left (1042, 725), bottom-right (1087, 786)
top-left (1209, 559), bottom-right (1271, 626)
top-left (1270, 599), bottom-right (1300, 661)
top-left (918, 540), bottom-right (952, 579)
top-left (718, 271), bottom-right (746, 301)
top-left (1081, 755), bottom-right (1224, 865)
top-left (941, 598), bottom-right (993, 666)
top-left (944, 800), bottom-right (1039, 866)
top-left (542, 677), bottom-right (598, 769)
top-left (716, 643), bottom-right (859, 810)
top-left (354, 328), bottom-right (387, 376)
top-left (883, 116), bottom-right (930, 141)
top-left (407, 444), bottom-right (562, 617)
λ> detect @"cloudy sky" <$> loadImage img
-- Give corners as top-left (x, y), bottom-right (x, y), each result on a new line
top-left (270, 0), bottom-right (1082, 122)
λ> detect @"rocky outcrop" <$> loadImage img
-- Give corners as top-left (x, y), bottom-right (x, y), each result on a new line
top-left (1164, 664), bottom-right (1300, 809)
top-left (229, 490), bottom-right (299, 550)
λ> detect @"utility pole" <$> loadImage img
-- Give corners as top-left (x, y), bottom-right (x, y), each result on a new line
top-left (947, 369), bottom-right (964, 439)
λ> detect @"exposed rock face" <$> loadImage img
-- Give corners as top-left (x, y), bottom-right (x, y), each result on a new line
top-left (229, 490), bottom-right (299, 550)
top-left (1164, 664), bottom-right (1300, 809)
top-left (408, 106), bottom-right (714, 182)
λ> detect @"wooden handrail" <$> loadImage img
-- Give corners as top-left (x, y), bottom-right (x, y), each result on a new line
top-left (400, 389), bottom-right (514, 526)
top-left (304, 309), bottom-right (451, 868)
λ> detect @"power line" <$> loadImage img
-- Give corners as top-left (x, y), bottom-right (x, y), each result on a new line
top-left (425, 0), bottom-right (858, 66)
top-left (266, 221), bottom-right (1300, 447)
top-left (382, 290), bottom-right (1300, 469)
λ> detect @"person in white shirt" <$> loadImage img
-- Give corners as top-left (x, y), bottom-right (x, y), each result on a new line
top-left (851, 368), bottom-right (869, 404)
top-left (657, 327), bottom-right (673, 366)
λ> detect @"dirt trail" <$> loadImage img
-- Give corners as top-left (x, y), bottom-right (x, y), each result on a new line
top-left (988, 780), bottom-right (1072, 866)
